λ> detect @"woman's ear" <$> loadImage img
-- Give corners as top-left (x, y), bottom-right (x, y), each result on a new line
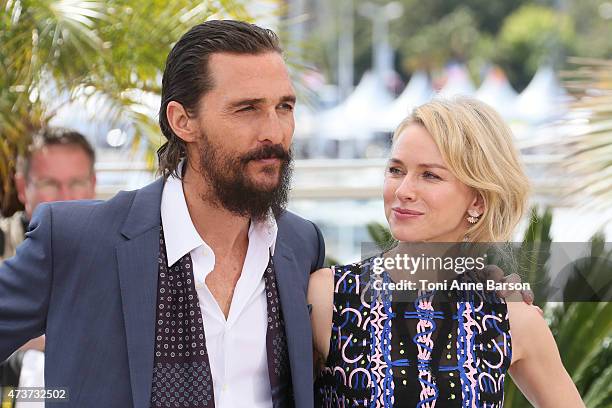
top-left (166, 101), bottom-right (198, 143)
top-left (469, 192), bottom-right (485, 216)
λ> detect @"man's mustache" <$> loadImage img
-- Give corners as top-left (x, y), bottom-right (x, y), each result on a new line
top-left (241, 144), bottom-right (291, 164)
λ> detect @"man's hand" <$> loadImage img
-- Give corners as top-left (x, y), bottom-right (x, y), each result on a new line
top-left (468, 265), bottom-right (543, 316)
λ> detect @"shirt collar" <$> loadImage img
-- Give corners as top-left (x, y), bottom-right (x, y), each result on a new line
top-left (160, 163), bottom-right (277, 267)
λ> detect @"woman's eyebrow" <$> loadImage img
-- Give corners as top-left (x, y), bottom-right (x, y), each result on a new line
top-left (388, 158), bottom-right (448, 171)
top-left (419, 163), bottom-right (449, 170)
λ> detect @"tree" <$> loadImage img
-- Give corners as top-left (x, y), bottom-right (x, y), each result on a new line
top-left (0, 0), bottom-right (253, 215)
top-left (398, 7), bottom-right (482, 72)
top-left (495, 4), bottom-right (575, 89)
top-left (567, 0), bottom-right (612, 61)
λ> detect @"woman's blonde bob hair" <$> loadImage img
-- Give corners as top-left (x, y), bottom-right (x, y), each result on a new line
top-left (392, 97), bottom-right (530, 242)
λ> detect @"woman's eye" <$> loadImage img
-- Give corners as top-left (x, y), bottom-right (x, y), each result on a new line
top-left (387, 167), bottom-right (403, 175)
top-left (278, 103), bottom-right (294, 111)
top-left (423, 171), bottom-right (441, 180)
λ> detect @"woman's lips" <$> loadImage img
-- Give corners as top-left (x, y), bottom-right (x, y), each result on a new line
top-left (392, 207), bottom-right (424, 220)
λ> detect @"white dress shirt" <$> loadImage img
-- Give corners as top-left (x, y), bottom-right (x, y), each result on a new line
top-left (161, 172), bottom-right (277, 408)
top-left (15, 350), bottom-right (45, 408)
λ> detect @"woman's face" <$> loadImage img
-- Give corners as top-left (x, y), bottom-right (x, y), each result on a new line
top-left (383, 124), bottom-right (483, 242)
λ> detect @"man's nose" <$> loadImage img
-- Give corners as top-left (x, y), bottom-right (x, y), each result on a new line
top-left (259, 110), bottom-right (286, 145)
top-left (57, 185), bottom-right (75, 201)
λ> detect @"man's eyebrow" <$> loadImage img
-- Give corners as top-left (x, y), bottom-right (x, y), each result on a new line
top-left (227, 95), bottom-right (296, 109)
top-left (280, 95), bottom-right (296, 104)
top-left (228, 98), bottom-right (266, 109)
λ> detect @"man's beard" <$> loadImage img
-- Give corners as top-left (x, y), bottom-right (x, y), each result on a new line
top-left (197, 133), bottom-right (292, 221)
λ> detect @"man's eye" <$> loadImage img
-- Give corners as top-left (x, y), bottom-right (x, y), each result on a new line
top-left (278, 103), bottom-right (294, 111)
top-left (38, 180), bottom-right (57, 188)
top-left (237, 106), bottom-right (255, 112)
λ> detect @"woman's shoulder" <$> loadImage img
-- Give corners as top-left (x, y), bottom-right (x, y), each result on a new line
top-left (309, 267), bottom-right (334, 297)
top-left (309, 255), bottom-right (380, 306)
top-left (308, 254), bottom-right (379, 299)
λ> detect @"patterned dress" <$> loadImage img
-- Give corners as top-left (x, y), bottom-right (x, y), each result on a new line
top-left (316, 256), bottom-right (512, 408)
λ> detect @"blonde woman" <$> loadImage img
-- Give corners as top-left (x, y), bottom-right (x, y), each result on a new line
top-left (308, 98), bottom-right (584, 407)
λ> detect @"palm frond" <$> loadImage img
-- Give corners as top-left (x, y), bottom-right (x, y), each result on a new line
top-left (558, 57), bottom-right (612, 210)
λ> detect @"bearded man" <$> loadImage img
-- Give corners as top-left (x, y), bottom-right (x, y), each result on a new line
top-left (0, 20), bottom-right (323, 408)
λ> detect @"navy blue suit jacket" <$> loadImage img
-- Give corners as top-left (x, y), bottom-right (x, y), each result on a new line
top-left (0, 178), bottom-right (325, 408)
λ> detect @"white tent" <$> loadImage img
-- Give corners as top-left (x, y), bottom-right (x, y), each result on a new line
top-left (293, 103), bottom-right (316, 140)
top-left (374, 71), bottom-right (434, 132)
top-left (437, 64), bottom-right (476, 98)
top-left (475, 66), bottom-right (519, 120)
top-left (516, 66), bottom-right (569, 124)
top-left (316, 71), bottom-right (394, 141)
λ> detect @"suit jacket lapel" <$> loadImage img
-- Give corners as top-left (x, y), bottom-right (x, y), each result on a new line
top-left (273, 241), bottom-right (313, 408)
top-left (116, 178), bottom-right (163, 408)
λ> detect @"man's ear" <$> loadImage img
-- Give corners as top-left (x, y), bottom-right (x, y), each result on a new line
top-left (90, 172), bottom-right (97, 190)
top-left (15, 172), bottom-right (27, 205)
top-left (166, 101), bottom-right (198, 143)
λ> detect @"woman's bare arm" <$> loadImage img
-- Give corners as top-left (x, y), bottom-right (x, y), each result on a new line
top-left (307, 267), bottom-right (334, 372)
top-left (507, 301), bottom-right (585, 408)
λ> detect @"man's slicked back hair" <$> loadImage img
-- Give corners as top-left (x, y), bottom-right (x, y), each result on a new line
top-left (157, 20), bottom-right (283, 178)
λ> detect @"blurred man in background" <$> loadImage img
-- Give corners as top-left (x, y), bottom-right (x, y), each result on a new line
top-left (0, 127), bottom-right (96, 261)
top-left (0, 127), bottom-right (96, 407)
